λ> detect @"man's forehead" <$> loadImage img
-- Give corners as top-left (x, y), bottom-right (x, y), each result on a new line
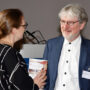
top-left (60, 11), bottom-right (78, 20)
top-left (60, 15), bottom-right (78, 21)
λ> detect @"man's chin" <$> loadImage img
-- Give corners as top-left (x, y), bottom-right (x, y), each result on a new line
top-left (64, 35), bottom-right (79, 42)
top-left (64, 35), bottom-right (74, 42)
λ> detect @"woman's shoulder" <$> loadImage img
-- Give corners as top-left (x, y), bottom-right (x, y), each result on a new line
top-left (0, 44), bottom-right (18, 57)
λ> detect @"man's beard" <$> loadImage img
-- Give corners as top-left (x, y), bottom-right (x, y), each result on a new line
top-left (63, 32), bottom-right (80, 42)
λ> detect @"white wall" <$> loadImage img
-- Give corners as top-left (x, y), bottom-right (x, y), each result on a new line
top-left (0, 0), bottom-right (90, 40)
top-left (20, 44), bottom-right (45, 58)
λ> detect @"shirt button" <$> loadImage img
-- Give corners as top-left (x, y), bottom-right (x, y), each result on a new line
top-left (63, 84), bottom-right (65, 87)
top-left (66, 61), bottom-right (68, 63)
top-left (68, 49), bottom-right (71, 52)
top-left (64, 72), bottom-right (67, 75)
top-left (69, 42), bottom-right (71, 44)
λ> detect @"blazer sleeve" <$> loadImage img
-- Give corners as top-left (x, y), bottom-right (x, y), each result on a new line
top-left (43, 41), bottom-right (50, 90)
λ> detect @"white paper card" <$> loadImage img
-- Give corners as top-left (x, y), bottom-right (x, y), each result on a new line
top-left (82, 70), bottom-right (90, 79)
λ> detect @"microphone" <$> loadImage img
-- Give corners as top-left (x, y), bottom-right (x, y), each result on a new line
top-left (24, 30), bottom-right (40, 44)
top-left (31, 30), bottom-right (46, 43)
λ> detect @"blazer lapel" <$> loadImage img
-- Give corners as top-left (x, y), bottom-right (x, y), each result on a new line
top-left (52, 37), bottom-right (64, 84)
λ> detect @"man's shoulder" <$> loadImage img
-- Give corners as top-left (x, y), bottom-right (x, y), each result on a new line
top-left (82, 37), bottom-right (90, 45)
top-left (48, 36), bottom-right (63, 43)
top-left (82, 37), bottom-right (90, 51)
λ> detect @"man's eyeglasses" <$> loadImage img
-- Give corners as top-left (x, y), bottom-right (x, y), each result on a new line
top-left (20, 22), bottom-right (28, 29)
top-left (60, 20), bottom-right (80, 26)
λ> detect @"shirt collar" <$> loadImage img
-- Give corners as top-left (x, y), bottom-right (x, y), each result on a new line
top-left (64, 35), bottom-right (81, 47)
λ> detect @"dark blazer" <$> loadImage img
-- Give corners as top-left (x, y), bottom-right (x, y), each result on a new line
top-left (43, 36), bottom-right (90, 90)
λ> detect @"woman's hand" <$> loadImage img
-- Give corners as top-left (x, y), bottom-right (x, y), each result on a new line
top-left (34, 69), bottom-right (47, 88)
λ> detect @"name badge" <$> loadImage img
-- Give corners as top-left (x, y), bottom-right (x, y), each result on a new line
top-left (82, 70), bottom-right (90, 79)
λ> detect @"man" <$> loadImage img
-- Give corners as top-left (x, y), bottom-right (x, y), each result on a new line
top-left (43, 4), bottom-right (90, 90)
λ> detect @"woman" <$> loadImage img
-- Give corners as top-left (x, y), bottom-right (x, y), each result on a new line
top-left (0, 9), bottom-right (46, 90)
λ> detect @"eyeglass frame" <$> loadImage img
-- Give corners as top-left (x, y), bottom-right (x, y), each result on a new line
top-left (19, 22), bottom-right (28, 29)
top-left (60, 19), bottom-right (80, 26)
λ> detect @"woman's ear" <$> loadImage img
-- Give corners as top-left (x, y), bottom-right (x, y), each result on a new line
top-left (11, 27), bottom-right (17, 35)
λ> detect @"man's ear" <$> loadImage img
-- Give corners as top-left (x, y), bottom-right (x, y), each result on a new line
top-left (80, 22), bottom-right (86, 31)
